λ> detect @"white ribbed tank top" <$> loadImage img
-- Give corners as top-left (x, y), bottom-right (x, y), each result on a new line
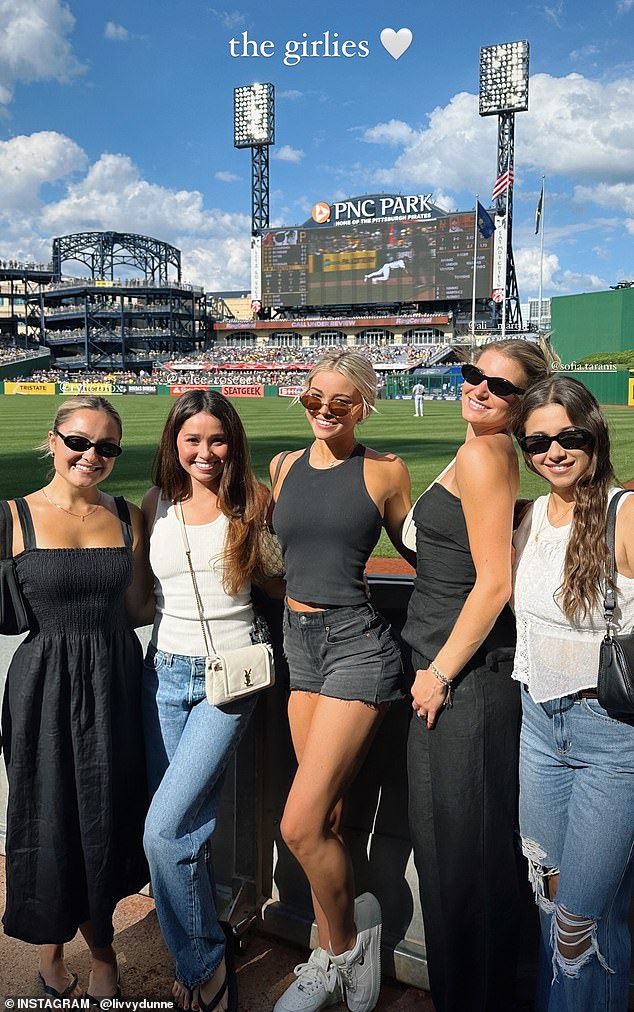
top-left (149, 496), bottom-right (254, 657)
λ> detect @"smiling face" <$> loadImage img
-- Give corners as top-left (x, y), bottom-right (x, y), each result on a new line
top-left (176, 411), bottom-right (229, 489)
top-left (302, 369), bottom-right (364, 441)
top-left (461, 348), bottom-right (527, 435)
top-left (522, 403), bottom-right (593, 496)
top-left (49, 409), bottom-right (121, 488)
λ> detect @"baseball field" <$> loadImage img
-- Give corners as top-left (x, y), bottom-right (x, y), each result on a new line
top-left (1, 395), bottom-right (633, 557)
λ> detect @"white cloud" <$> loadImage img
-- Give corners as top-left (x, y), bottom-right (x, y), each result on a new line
top-left (360, 73), bottom-right (634, 197)
top-left (363, 119), bottom-right (417, 147)
top-left (104, 21), bottom-right (129, 41)
top-left (617, 0), bottom-right (634, 12)
top-left (542, 1), bottom-right (565, 27)
top-left (215, 170), bottom-right (240, 183)
top-left (279, 90), bottom-right (303, 100)
top-left (273, 145), bottom-right (304, 163)
top-left (0, 0), bottom-right (86, 105)
top-left (575, 182), bottom-right (634, 213)
top-left (515, 244), bottom-right (607, 295)
top-left (209, 8), bottom-right (246, 30)
top-left (0, 131), bottom-right (86, 210)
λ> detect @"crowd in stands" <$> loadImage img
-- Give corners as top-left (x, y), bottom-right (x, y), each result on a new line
top-left (6, 342), bottom-right (447, 387)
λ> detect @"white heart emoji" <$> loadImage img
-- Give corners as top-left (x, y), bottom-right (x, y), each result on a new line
top-left (380, 28), bottom-right (413, 61)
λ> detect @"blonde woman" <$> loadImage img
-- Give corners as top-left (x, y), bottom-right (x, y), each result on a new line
top-left (1, 396), bottom-right (150, 1002)
top-left (270, 350), bottom-right (413, 1012)
top-left (403, 340), bottom-right (551, 1012)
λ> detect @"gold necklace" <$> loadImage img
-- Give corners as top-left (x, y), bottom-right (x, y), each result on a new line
top-left (312, 442), bottom-right (358, 469)
top-left (42, 488), bottom-right (102, 522)
top-left (534, 496), bottom-right (575, 542)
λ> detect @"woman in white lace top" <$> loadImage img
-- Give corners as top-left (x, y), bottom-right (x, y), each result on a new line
top-left (512, 376), bottom-right (634, 1012)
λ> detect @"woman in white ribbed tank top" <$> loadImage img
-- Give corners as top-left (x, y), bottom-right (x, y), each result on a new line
top-left (140, 390), bottom-right (272, 1012)
top-left (512, 376), bottom-right (634, 1012)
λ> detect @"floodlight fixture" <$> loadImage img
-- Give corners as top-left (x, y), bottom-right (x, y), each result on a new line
top-left (233, 83), bottom-right (275, 148)
top-left (479, 40), bottom-right (529, 116)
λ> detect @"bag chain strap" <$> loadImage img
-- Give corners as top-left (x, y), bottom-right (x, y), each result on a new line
top-left (175, 500), bottom-right (217, 659)
top-left (603, 489), bottom-right (630, 636)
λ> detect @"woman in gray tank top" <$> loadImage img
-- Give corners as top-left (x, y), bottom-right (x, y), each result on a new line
top-left (270, 350), bottom-right (414, 1012)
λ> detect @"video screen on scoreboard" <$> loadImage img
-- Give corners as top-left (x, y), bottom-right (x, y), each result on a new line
top-left (260, 213), bottom-right (493, 308)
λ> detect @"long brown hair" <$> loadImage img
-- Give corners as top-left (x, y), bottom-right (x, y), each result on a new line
top-left (516, 376), bottom-right (618, 621)
top-left (152, 390), bottom-right (268, 594)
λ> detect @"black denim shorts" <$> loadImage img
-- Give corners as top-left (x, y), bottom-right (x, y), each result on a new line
top-left (283, 601), bottom-right (405, 705)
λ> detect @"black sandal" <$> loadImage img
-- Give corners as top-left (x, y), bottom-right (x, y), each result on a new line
top-left (193, 923), bottom-right (237, 1012)
top-left (39, 972), bottom-right (81, 1000)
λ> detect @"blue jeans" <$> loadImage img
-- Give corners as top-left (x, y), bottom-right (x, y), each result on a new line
top-left (519, 686), bottom-right (634, 1012)
top-left (142, 645), bottom-right (257, 989)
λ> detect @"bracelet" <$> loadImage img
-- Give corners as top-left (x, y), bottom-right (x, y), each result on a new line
top-left (430, 661), bottom-right (454, 708)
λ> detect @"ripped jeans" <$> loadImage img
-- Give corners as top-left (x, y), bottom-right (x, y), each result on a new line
top-left (519, 686), bottom-right (634, 1012)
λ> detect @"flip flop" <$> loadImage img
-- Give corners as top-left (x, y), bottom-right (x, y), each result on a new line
top-left (193, 923), bottom-right (237, 1012)
top-left (86, 971), bottom-right (122, 1008)
top-left (39, 972), bottom-right (81, 1000)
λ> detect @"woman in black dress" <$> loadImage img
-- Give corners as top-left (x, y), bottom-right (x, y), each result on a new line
top-left (1, 396), bottom-right (152, 1001)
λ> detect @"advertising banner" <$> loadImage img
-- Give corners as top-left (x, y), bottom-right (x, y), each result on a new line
top-left (58, 381), bottom-right (114, 395)
top-left (125, 384), bottom-right (158, 395)
top-left (492, 215), bottom-right (507, 293)
top-left (278, 386), bottom-right (303, 397)
top-left (5, 381), bottom-right (56, 395)
top-left (629, 378), bottom-right (634, 407)
top-left (170, 383), bottom-right (211, 396)
top-left (221, 384), bottom-right (264, 398)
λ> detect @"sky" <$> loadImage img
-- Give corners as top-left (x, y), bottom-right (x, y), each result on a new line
top-left (1, 0), bottom-right (633, 302)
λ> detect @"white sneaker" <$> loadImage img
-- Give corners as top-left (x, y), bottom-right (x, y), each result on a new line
top-left (329, 893), bottom-right (382, 1012)
top-left (274, 946), bottom-right (341, 1012)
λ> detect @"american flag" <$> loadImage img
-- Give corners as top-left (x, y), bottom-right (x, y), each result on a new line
top-left (492, 165), bottom-right (514, 201)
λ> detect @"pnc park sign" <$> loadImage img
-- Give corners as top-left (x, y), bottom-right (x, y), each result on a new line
top-left (310, 193), bottom-right (435, 227)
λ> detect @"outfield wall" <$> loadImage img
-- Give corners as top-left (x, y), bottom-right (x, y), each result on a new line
top-left (1, 372), bottom-right (632, 404)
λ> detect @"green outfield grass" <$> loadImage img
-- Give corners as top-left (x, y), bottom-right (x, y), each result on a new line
top-left (1, 395), bottom-right (633, 556)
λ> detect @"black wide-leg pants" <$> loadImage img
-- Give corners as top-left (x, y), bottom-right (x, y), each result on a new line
top-left (407, 650), bottom-right (523, 1012)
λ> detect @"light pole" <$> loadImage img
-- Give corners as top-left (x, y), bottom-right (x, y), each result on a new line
top-left (233, 83), bottom-right (275, 236)
top-left (479, 40), bottom-right (529, 333)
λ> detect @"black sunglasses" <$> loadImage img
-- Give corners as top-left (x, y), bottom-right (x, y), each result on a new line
top-left (461, 363), bottom-right (526, 397)
top-left (518, 428), bottom-right (594, 456)
top-left (299, 392), bottom-right (355, 419)
top-left (54, 429), bottom-right (122, 458)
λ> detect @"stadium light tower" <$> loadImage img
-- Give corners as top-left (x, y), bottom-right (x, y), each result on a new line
top-left (479, 40), bottom-right (529, 333)
top-left (233, 83), bottom-right (275, 236)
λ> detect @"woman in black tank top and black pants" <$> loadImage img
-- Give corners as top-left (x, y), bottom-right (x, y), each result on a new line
top-left (402, 340), bottom-right (551, 1012)
top-left (270, 350), bottom-right (413, 1012)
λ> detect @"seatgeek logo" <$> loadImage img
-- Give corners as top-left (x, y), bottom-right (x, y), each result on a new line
top-left (311, 194), bottom-right (433, 224)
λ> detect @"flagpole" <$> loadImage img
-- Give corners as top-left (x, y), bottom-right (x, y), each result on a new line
top-left (501, 179), bottom-right (510, 338)
top-left (471, 195), bottom-right (478, 336)
top-left (538, 175), bottom-right (545, 333)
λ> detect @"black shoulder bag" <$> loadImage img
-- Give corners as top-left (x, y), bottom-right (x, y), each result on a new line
top-left (597, 490), bottom-right (634, 720)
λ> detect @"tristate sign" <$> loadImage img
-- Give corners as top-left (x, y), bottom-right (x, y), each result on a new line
top-left (311, 194), bottom-right (434, 225)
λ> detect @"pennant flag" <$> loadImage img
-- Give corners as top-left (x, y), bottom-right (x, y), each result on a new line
top-left (476, 201), bottom-right (495, 239)
top-left (535, 184), bottom-right (544, 235)
top-left (492, 165), bottom-right (514, 201)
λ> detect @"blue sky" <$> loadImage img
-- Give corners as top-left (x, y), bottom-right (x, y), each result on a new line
top-left (1, 0), bottom-right (633, 301)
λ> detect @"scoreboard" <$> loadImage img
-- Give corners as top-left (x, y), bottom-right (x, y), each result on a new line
top-left (260, 212), bottom-right (494, 308)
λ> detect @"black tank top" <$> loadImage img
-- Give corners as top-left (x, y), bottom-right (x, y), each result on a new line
top-left (402, 483), bottom-right (515, 665)
top-left (273, 443), bottom-right (382, 606)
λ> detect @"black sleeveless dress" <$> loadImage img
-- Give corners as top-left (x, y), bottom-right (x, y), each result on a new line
top-left (1, 497), bottom-right (148, 947)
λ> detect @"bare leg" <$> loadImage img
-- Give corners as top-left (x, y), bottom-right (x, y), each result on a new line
top-left (282, 693), bottom-right (386, 955)
top-left (38, 945), bottom-right (83, 997)
top-left (79, 921), bottom-right (118, 998)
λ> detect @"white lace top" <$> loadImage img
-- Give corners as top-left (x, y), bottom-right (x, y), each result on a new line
top-left (512, 489), bottom-right (634, 702)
